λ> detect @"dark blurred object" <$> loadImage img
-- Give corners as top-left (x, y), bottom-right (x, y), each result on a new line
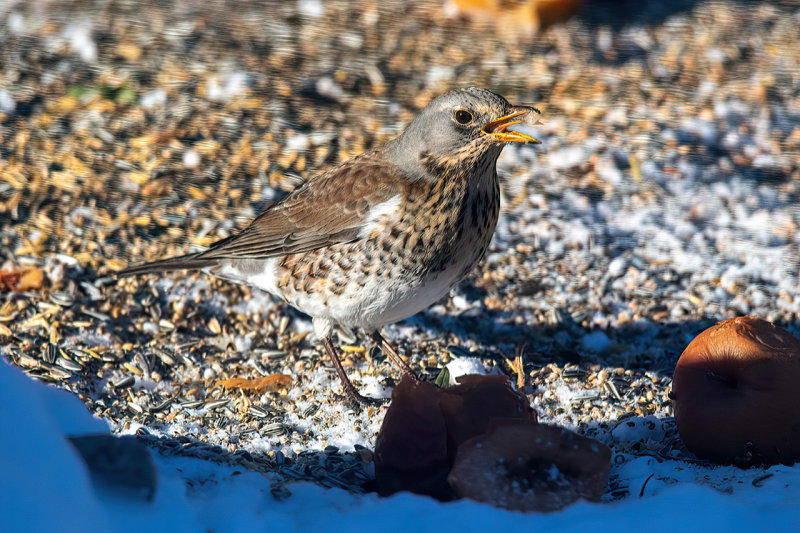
top-left (68, 434), bottom-right (157, 501)
top-left (374, 374), bottom-right (536, 499)
top-left (579, 0), bottom-right (796, 29)
top-left (448, 420), bottom-right (611, 512)
top-left (447, 0), bottom-right (583, 36)
top-left (672, 316), bottom-right (800, 467)
top-left (450, 0), bottom-right (797, 34)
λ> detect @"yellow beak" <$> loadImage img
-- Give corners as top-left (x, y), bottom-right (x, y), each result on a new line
top-left (481, 106), bottom-right (541, 144)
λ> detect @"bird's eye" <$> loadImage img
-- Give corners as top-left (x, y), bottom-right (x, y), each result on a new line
top-left (453, 109), bottom-right (474, 125)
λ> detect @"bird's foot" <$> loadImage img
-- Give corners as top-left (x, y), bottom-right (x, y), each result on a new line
top-left (371, 331), bottom-right (419, 379)
top-left (340, 389), bottom-right (389, 410)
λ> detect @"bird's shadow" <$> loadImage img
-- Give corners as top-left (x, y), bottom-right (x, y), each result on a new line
top-left (398, 302), bottom-right (713, 379)
top-left (396, 265), bottom-right (800, 381)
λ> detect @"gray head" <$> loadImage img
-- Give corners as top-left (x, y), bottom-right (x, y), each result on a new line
top-left (387, 87), bottom-right (540, 180)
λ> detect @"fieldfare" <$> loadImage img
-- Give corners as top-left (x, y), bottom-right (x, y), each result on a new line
top-left (121, 87), bottom-right (540, 404)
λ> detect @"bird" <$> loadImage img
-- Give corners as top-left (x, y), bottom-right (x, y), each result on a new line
top-left (120, 87), bottom-right (540, 405)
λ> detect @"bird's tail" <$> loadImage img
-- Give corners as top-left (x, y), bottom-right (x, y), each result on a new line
top-left (118, 253), bottom-right (217, 277)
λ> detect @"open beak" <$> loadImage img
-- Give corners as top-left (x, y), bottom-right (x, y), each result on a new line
top-left (481, 105), bottom-right (541, 144)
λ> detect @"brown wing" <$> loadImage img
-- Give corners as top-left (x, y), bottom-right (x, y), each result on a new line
top-left (195, 151), bottom-right (406, 260)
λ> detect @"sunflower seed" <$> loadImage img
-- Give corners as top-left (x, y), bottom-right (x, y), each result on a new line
top-left (82, 309), bottom-right (111, 321)
top-left (73, 347), bottom-right (101, 360)
top-left (56, 356), bottom-right (82, 372)
top-left (603, 379), bottom-right (623, 401)
top-left (570, 310), bottom-right (587, 322)
top-left (175, 339), bottom-right (200, 350)
top-left (545, 307), bottom-right (564, 326)
top-left (278, 316), bottom-right (289, 335)
top-left (248, 406), bottom-right (269, 419)
top-left (253, 361), bottom-right (272, 377)
top-left (562, 367), bottom-right (587, 379)
top-left (134, 352), bottom-right (153, 373)
top-left (204, 399), bottom-right (231, 410)
top-left (152, 347), bottom-right (176, 366)
top-left (48, 367), bottom-right (72, 380)
top-left (113, 376), bottom-right (136, 389)
top-left (17, 354), bottom-right (40, 368)
top-left (79, 282), bottom-right (104, 301)
top-left (178, 352), bottom-right (194, 366)
top-left (69, 349), bottom-right (92, 363)
top-left (257, 349), bottom-right (288, 360)
top-left (41, 343), bottom-right (58, 364)
top-left (149, 398), bottom-right (173, 413)
top-left (48, 291), bottom-right (75, 307)
top-left (101, 351), bottom-right (120, 362)
top-left (262, 422), bottom-right (286, 436)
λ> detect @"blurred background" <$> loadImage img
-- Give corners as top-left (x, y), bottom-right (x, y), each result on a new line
top-left (2, 0), bottom-right (798, 275)
top-left (2, 0), bottom-right (800, 361)
top-left (2, 0), bottom-right (800, 468)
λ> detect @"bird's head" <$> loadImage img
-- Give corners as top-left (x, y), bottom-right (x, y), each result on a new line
top-left (387, 87), bottom-right (541, 180)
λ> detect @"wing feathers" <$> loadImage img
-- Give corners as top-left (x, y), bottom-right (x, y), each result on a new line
top-left (120, 151), bottom-right (407, 276)
top-left (192, 151), bottom-right (405, 261)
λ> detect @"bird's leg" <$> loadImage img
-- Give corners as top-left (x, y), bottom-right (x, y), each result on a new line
top-left (371, 330), bottom-right (418, 380)
top-left (322, 336), bottom-right (380, 406)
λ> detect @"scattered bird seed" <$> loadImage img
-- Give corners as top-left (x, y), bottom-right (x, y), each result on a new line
top-left (113, 376), bottom-right (136, 389)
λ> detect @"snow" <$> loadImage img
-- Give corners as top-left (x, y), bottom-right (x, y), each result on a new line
top-left (297, 0), bottom-right (324, 18)
top-left (0, 89), bottom-right (15, 113)
top-left (7, 12), bottom-right (25, 34)
top-left (182, 149), bottom-right (200, 168)
top-left (2, 358), bottom-right (800, 532)
top-left (446, 356), bottom-right (488, 384)
top-left (62, 24), bottom-right (98, 63)
top-left (140, 89), bottom-right (167, 109)
top-left (286, 134), bottom-right (310, 152)
top-left (206, 72), bottom-right (249, 103)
